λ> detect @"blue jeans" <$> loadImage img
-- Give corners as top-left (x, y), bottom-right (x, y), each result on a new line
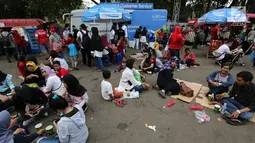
top-left (96, 57), bottom-right (104, 70)
top-left (40, 44), bottom-right (50, 54)
top-left (220, 98), bottom-right (254, 120)
top-left (208, 84), bottom-right (229, 95)
top-left (133, 85), bottom-right (145, 93)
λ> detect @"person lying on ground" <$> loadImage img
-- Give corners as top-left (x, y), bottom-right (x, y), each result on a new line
top-left (53, 61), bottom-right (70, 78)
top-left (0, 70), bottom-right (19, 95)
top-left (62, 74), bottom-right (89, 111)
top-left (12, 84), bottom-right (48, 126)
top-left (115, 56), bottom-right (127, 72)
top-left (118, 59), bottom-right (150, 93)
top-left (220, 71), bottom-right (255, 125)
top-left (213, 40), bottom-right (233, 65)
top-left (157, 56), bottom-right (180, 98)
top-left (24, 61), bottom-right (45, 87)
top-left (0, 110), bottom-right (45, 143)
top-left (49, 94), bottom-right (89, 143)
top-left (206, 62), bottom-right (235, 97)
top-left (182, 48), bottom-right (200, 67)
top-left (41, 66), bottom-right (65, 96)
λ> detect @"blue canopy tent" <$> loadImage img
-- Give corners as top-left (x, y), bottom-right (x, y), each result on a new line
top-left (198, 8), bottom-right (248, 23)
top-left (81, 5), bottom-right (131, 22)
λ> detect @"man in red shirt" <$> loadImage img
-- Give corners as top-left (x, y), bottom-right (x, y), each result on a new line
top-left (53, 61), bottom-right (69, 78)
top-left (35, 27), bottom-right (49, 56)
top-left (211, 23), bottom-right (220, 40)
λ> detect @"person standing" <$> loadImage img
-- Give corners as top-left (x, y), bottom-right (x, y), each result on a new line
top-left (91, 27), bottom-right (104, 72)
top-left (117, 25), bottom-right (125, 40)
top-left (211, 23), bottom-right (220, 40)
top-left (168, 26), bottom-right (184, 71)
top-left (109, 24), bottom-right (117, 44)
top-left (77, 24), bottom-right (91, 67)
top-left (140, 27), bottom-right (148, 47)
top-left (49, 28), bottom-right (66, 61)
top-left (0, 27), bottom-right (18, 63)
top-left (62, 24), bottom-right (70, 41)
top-left (122, 22), bottom-right (129, 48)
top-left (35, 26), bottom-right (50, 57)
top-left (132, 26), bottom-right (142, 49)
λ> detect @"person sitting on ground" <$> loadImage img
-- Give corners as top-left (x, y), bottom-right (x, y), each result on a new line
top-left (182, 48), bottom-right (200, 67)
top-left (101, 70), bottom-right (126, 101)
top-left (49, 94), bottom-right (89, 143)
top-left (0, 70), bottom-right (19, 95)
top-left (140, 52), bottom-right (153, 74)
top-left (220, 71), bottom-right (255, 125)
top-left (157, 57), bottom-right (180, 98)
top-left (149, 53), bottom-right (163, 73)
top-left (213, 40), bottom-right (233, 65)
top-left (206, 62), bottom-right (235, 97)
top-left (41, 66), bottom-right (65, 96)
top-left (118, 59), bottom-right (150, 93)
top-left (53, 61), bottom-right (70, 78)
top-left (12, 84), bottom-right (48, 126)
top-left (49, 50), bottom-right (69, 70)
top-left (62, 74), bottom-right (89, 111)
top-left (24, 61), bottom-right (45, 87)
top-left (0, 110), bottom-right (45, 143)
top-left (115, 56), bottom-right (127, 72)
top-left (17, 55), bottom-right (26, 79)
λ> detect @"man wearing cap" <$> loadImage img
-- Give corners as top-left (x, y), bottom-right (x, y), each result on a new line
top-left (77, 24), bottom-right (92, 67)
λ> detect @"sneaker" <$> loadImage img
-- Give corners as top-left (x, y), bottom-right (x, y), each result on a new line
top-left (83, 103), bottom-right (88, 113)
top-left (226, 118), bottom-right (247, 126)
top-left (159, 90), bottom-right (166, 98)
top-left (44, 112), bottom-right (49, 117)
top-left (22, 117), bottom-right (35, 126)
top-left (75, 68), bottom-right (79, 71)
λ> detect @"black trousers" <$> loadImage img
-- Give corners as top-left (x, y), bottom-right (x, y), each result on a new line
top-left (81, 48), bottom-right (92, 67)
top-left (5, 48), bottom-right (18, 61)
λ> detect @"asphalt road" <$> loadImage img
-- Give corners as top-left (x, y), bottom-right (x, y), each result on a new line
top-left (1, 46), bottom-right (255, 143)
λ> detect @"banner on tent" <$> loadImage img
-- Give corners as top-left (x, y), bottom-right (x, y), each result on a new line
top-left (102, 3), bottom-right (154, 10)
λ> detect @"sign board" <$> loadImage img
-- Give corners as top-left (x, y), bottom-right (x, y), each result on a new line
top-left (101, 3), bottom-right (153, 10)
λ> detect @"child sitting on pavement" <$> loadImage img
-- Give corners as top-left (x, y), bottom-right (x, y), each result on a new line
top-left (182, 48), bottom-right (200, 67)
top-left (101, 70), bottom-right (129, 101)
top-left (115, 56), bottom-right (127, 72)
top-left (53, 61), bottom-right (70, 78)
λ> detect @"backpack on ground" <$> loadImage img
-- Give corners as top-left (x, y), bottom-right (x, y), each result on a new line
top-left (81, 31), bottom-right (90, 49)
top-left (0, 33), bottom-right (11, 47)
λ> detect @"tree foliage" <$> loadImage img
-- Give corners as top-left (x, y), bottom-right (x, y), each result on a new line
top-left (0, 0), bottom-right (82, 20)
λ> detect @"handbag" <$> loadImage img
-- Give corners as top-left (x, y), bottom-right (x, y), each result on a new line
top-left (179, 82), bottom-right (194, 97)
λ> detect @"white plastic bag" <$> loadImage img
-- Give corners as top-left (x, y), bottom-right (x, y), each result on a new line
top-left (194, 110), bottom-right (210, 123)
top-left (121, 90), bottom-right (139, 99)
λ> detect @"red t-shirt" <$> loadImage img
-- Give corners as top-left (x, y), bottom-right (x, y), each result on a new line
top-left (35, 30), bottom-right (49, 44)
top-left (18, 62), bottom-right (25, 76)
top-left (56, 68), bottom-right (70, 78)
top-left (117, 40), bottom-right (125, 53)
top-left (183, 53), bottom-right (196, 64)
top-left (211, 26), bottom-right (219, 40)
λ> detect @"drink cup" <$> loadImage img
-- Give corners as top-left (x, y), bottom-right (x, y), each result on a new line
top-left (45, 125), bottom-right (54, 136)
top-left (35, 123), bottom-right (43, 131)
top-left (214, 105), bottom-right (221, 113)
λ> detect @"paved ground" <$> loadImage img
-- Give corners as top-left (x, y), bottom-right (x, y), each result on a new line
top-left (1, 46), bottom-right (255, 143)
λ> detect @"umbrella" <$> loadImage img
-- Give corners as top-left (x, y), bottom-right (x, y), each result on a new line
top-left (198, 8), bottom-right (248, 23)
top-left (81, 5), bottom-right (131, 22)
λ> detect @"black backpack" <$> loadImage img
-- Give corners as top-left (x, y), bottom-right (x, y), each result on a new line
top-left (0, 33), bottom-right (11, 47)
top-left (81, 31), bottom-right (90, 49)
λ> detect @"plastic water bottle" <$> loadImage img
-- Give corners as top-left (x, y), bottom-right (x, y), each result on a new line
top-left (221, 103), bottom-right (227, 114)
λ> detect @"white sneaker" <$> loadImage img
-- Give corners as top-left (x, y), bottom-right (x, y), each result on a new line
top-left (23, 117), bottom-right (35, 126)
top-left (177, 69), bottom-right (180, 72)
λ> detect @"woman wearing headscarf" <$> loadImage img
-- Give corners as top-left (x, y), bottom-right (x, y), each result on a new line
top-left (41, 66), bottom-right (65, 96)
top-left (49, 28), bottom-right (66, 60)
top-left (0, 110), bottom-right (45, 143)
top-left (0, 70), bottom-right (18, 95)
top-left (157, 57), bottom-right (180, 98)
top-left (91, 27), bottom-right (104, 71)
top-left (168, 26), bottom-right (184, 71)
top-left (24, 61), bottom-right (45, 87)
top-left (62, 74), bottom-right (89, 111)
top-left (12, 84), bottom-right (48, 126)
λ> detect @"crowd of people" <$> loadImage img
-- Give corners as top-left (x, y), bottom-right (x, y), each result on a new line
top-left (0, 22), bottom-right (255, 142)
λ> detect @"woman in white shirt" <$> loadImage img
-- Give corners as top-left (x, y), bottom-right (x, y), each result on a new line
top-left (118, 59), bottom-right (150, 93)
top-left (41, 66), bottom-right (66, 96)
top-left (109, 25), bottom-right (117, 44)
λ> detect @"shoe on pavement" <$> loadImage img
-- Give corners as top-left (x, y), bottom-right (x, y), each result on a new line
top-left (159, 90), bottom-right (166, 98)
